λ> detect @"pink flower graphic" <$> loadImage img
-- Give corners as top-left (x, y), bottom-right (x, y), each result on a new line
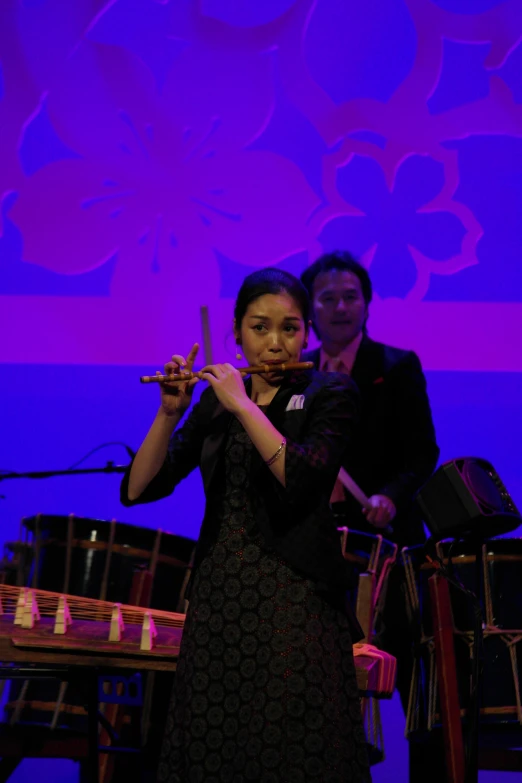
top-left (11, 39), bottom-right (320, 298)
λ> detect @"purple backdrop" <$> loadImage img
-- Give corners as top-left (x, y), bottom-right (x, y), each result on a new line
top-left (1, 0), bottom-right (522, 780)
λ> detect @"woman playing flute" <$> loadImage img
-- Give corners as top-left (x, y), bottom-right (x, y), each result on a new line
top-left (121, 268), bottom-right (371, 783)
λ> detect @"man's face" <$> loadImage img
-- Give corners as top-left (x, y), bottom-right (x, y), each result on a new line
top-left (311, 269), bottom-right (368, 345)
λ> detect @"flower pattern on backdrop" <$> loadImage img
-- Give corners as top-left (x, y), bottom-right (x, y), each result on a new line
top-left (9, 34), bottom-right (320, 299)
top-left (319, 154), bottom-right (477, 300)
top-left (0, 0), bottom-right (521, 309)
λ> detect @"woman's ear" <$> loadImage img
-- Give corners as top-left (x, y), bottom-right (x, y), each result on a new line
top-left (233, 319), bottom-right (241, 344)
top-left (303, 320), bottom-right (312, 349)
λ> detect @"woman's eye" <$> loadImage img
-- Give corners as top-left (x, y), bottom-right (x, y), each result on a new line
top-left (284, 325), bottom-right (298, 332)
top-left (253, 324), bottom-right (266, 332)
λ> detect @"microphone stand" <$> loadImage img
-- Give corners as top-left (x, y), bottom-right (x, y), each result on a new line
top-left (0, 463), bottom-right (128, 482)
top-left (0, 463), bottom-right (130, 586)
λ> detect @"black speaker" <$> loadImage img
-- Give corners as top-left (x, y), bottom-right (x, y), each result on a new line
top-left (416, 457), bottom-right (520, 540)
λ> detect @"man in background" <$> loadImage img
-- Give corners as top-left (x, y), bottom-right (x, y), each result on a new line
top-left (301, 251), bottom-right (441, 781)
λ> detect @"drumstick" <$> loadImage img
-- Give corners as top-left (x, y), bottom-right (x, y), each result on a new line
top-left (200, 305), bottom-right (213, 366)
top-left (338, 468), bottom-right (371, 507)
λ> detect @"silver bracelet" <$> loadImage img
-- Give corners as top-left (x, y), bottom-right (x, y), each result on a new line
top-left (265, 438), bottom-right (286, 467)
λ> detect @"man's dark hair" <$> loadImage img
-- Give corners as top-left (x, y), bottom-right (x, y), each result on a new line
top-left (300, 251), bottom-right (373, 306)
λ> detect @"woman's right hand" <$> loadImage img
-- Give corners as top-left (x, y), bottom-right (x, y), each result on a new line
top-left (158, 343), bottom-right (200, 417)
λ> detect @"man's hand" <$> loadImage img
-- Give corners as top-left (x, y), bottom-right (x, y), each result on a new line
top-left (362, 495), bottom-right (397, 528)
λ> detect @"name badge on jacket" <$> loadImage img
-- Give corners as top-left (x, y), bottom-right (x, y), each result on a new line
top-left (285, 394), bottom-right (305, 412)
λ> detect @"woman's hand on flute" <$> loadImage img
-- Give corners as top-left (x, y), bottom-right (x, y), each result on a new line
top-left (201, 363), bottom-right (250, 414)
top-left (158, 343), bottom-right (200, 417)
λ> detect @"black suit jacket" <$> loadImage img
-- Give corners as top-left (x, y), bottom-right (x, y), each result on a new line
top-left (304, 338), bottom-right (439, 545)
top-left (121, 369), bottom-right (364, 639)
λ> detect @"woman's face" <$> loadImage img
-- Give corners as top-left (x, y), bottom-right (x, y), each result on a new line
top-left (235, 292), bottom-right (308, 378)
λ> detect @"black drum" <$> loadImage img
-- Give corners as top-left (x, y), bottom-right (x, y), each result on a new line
top-left (20, 514), bottom-right (196, 612)
top-left (402, 538), bottom-right (522, 735)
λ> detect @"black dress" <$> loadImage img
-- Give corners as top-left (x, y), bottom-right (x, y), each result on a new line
top-left (157, 413), bottom-right (371, 783)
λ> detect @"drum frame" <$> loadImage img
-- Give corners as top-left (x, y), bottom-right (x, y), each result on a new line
top-left (339, 527), bottom-right (398, 643)
top-left (339, 527), bottom-right (398, 765)
top-left (402, 542), bottom-right (522, 737)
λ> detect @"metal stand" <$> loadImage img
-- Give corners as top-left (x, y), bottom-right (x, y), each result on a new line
top-left (465, 539), bottom-right (485, 783)
top-left (0, 464), bottom-right (128, 482)
top-left (0, 665), bottom-right (149, 783)
top-left (86, 668), bottom-right (100, 783)
top-left (0, 666), bottom-right (99, 782)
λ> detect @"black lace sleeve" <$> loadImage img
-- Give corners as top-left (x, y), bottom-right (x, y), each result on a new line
top-left (280, 375), bottom-right (359, 507)
top-left (120, 391), bottom-right (212, 507)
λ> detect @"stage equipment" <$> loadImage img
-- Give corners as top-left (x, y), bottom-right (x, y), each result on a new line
top-left (416, 458), bottom-right (520, 540)
top-left (338, 526), bottom-right (398, 764)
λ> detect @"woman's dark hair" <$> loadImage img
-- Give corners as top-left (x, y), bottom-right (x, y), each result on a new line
top-left (300, 251), bottom-right (373, 306)
top-left (234, 268), bottom-right (310, 328)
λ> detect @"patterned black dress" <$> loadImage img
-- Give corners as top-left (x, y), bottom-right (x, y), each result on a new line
top-left (157, 413), bottom-right (371, 783)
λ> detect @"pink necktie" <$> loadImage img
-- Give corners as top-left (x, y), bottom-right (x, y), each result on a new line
top-left (327, 356), bottom-right (342, 373)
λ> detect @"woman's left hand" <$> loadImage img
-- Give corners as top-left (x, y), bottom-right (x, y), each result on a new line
top-left (201, 363), bottom-right (251, 414)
